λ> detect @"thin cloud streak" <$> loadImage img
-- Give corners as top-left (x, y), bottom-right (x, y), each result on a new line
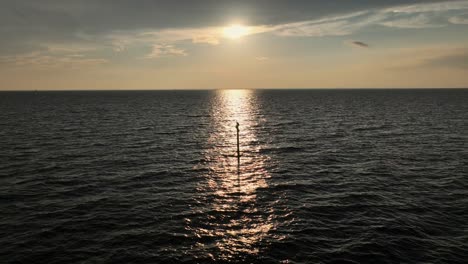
top-left (255, 56), bottom-right (269, 61)
top-left (383, 0), bottom-right (468, 13)
top-left (348, 41), bottom-right (370, 48)
top-left (0, 51), bottom-right (107, 68)
top-left (379, 14), bottom-right (444, 28)
top-left (145, 44), bottom-right (187, 59)
top-left (268, 1), bottom-right (467, 37)
top-left (449, 14), bottom-right (468, 24)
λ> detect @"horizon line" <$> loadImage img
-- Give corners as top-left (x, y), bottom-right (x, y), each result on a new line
top-left (1, 87), bottom-right (468, 92)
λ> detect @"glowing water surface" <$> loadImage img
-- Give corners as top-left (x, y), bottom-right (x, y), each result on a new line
top-left (188, 89), bottom-right (281, 261)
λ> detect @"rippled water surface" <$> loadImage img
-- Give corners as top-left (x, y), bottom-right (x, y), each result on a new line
top-left (1, 89), bottom-right (467, 263)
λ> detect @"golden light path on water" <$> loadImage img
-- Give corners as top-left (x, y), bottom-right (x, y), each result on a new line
top-left (189, 89), bottom-right (277, 261)
top-left (209, 89), bottom-right (269, 202)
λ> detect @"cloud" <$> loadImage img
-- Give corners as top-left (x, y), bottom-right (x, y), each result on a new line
top-left (142, 25), bottom-right (268, 45)
top-left (0, 2), bottom-right (457, 42)
top-left (449, 14), bottom-right (468, 24)
top-left (192, 35), bottom-right (220, 45)
top-left (1, 0), bottom-right (468, 62)
top-left (0, 51), bottom-right (107, 68)
top-left (107, 25), bottom-right (267, 53)
top-left (46, 45), bottom-right (96, 54)
top-left (274, 20), bottom-right (352, 37)
top-left (255, 1), bottom-right (468, 38)
top-left (145, 44), bottom-right (187, 59)
top-left (2, 1), bottom-right (441, 35)
top-left (111, 41), bottom-right (127, 52)
top-left (383, 0), bottom-right (468, 13)
top-left (348, 41), bottom-right (370, 48)
top-left (0, 43), bottom-right (106, 68)
top-left (144, 28), bottom-right (223, 45)
top-left (269, 1), bottom-right (468, 37)
top-left (255, 56), bottom-right (269, 61)
top-left (268, 11), bottom-right (371, 37)
top-left (380, 14), bottom-right (444, 28)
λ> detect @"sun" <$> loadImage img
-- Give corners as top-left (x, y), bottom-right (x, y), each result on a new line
top-left (223, 24), bottom-right (249, 39)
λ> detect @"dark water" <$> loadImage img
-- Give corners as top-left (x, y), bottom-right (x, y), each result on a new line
top-left (1, 89), bottom-right (467, 263)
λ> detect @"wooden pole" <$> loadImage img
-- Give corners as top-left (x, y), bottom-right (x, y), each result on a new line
top-left (236, 121), bottom-right (241, 190)
top-left (236, 121), bottom-right (240, 164)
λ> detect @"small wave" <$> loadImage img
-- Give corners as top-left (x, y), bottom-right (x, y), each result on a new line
top-left (187, 114), bottom-right (211, 118)
top-left (352, 124), bottom-right (389, 132)
top-left (133, 126), bottom-right (152, 131)
top-left (259, 146), bottom-right (304, 154)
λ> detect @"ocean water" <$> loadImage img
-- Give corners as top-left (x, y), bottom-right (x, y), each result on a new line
top-left (1, 89), bottom-right (467, 263)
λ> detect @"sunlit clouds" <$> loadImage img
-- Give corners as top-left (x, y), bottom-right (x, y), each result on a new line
top-left (100, 0), bottom-right (468, 50)
top-left (1, 0), bottom-right (468, 89)
top-left (0, 47), bottom-right (107, 69)
top-left (449, 14), bottom-right (468, 24)
top-left (223, 25), bottom-right (250, 39)
top-left (379, 14), bottom-right (444, 29)
top-left (145, 44), bottom-right (187, 59)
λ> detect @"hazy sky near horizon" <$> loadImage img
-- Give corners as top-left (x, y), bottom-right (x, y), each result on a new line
top-left (1, 0), bottom-right (468, 90)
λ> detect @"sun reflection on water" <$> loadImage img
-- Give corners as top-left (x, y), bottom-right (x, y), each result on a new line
top-left (189, 89), bottom-right (275, 261)
top-left (210, 89), bottom-right (268, 198)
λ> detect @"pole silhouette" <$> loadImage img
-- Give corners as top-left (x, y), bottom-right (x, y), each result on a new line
top-left (236, 121), bottom-right (241, 191)
top-left (236, 121), bottom-right (240, 164)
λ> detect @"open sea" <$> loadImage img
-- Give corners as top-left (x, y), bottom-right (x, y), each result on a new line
top-left (1, 89), bottom-right (467, 263)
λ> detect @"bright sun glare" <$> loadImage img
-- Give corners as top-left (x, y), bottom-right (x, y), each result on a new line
top-left (223, 24), bottom-right (249, 39)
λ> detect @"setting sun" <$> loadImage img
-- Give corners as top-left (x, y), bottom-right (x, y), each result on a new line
top-left (223, 24), bottom-right (249, 39)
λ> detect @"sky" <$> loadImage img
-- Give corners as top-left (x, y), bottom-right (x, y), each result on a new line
top-left (1, 0), bottom-right (468, 90)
